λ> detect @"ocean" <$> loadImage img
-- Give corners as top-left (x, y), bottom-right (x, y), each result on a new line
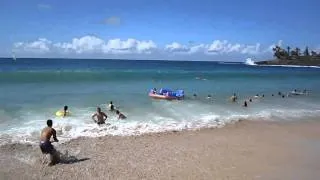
top-left (1, 58), bottom-right (320, 145)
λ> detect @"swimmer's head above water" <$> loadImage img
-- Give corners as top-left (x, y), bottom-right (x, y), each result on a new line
top-left (47, 119), bottom-right (53, 127)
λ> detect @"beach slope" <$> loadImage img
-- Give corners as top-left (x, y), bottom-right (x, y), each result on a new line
top-left (1, 120), bottom-right (320, 180)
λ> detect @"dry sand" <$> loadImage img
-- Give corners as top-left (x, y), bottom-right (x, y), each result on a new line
top-left (1, 120), bottom-right (320, 180)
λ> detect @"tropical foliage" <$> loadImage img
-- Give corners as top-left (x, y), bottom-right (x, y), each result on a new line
top-left (272, 45), bottom-right (319, 60)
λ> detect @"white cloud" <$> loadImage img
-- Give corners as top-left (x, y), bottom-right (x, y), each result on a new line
top-left (163, 40), bottom-right (260, 55)
top-left (207, 40), bottom-right (228, 53)
top-left (241, 43), bottom-right (260, 54)
top-left (13, 35), bottom-right (277, 60)
top-left (189, 44), bottom-right (208, 54)
top-left (52, 36), bottom-right (157, 54)
top-left (165, 42), bottom-right (190, 53)
top-left (104, 38), bottom-right (157, 54)
top-left (206, 40), bottom-right (260, 55)
top-left (14, 38), bottom-right (51, 53)
top-left (54, 36), bottom-right (105, 54)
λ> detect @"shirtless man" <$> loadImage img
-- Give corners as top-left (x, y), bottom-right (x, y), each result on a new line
top-left (39, 119), bottom-right (59, 166)
top-left (92, 107), bottom-right (108, 125)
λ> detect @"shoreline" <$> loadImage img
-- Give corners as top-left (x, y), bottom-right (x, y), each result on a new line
top-left (1, 119), bottom-right (320, 179)
top-left (255, 58), bottom-right (320, 66)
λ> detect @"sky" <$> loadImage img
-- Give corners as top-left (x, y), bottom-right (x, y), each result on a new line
top-left (0, 0), bottom-right (319, 61)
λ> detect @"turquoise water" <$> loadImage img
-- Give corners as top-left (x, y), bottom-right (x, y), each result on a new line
top-left (1, 58), bottom-right (320, 144)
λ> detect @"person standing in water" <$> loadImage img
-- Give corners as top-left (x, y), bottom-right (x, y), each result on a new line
top-left (92, 107), bottom-right (108, 125)
top-left (108, 101), bottom-right (115, 111)
top-left (243, 101), bottom-right (248, 107)
top-left (39, 119), bottom-right (60, 166)
top-left (230, 93), bottom-right (237, 102)
top-left (63, 105), bottom-right (68, 117)
top-left (116, 110), bottom-right (127, 120)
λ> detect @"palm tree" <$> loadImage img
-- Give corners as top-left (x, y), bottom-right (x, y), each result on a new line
top-left (311, 51), bottom-right (317, 56)
top-left (295, 47), bottom-right (300, 56)
top-left (304, 46), bottom-right (310, 56)
top-left (273, 46), bottom-right (281, 59)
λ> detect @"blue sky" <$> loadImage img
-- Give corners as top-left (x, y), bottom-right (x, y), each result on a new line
top-left (0, 0), bottom-right (319, 61)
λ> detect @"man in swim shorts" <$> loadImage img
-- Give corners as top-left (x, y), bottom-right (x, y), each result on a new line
top-left (39, 119), bottom-right (59, 166)
top-left (92, 107), bottom-right (108, 124)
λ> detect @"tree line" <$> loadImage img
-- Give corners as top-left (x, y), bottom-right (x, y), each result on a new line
top-left (272, 45), bottom-right (320, 60)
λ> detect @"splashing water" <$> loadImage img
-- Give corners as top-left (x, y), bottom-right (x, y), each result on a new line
top-left (245, 58), bottom-right (256, 66)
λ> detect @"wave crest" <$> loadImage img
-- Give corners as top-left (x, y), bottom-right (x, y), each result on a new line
top-left (245, 58), bottom-right (256, 66)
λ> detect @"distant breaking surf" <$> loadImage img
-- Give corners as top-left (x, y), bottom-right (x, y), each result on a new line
top-left (244, 58), bottom-right (256, 66)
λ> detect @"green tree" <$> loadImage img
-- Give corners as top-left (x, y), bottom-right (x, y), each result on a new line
top-left (287, 46), bottom-right (291, 56)
top-left (272, 46), bottom-right (281, 59)
top-left (311, 51), bottom-right (317, 56)
top-left (295, 47), bottom-right (300, 56)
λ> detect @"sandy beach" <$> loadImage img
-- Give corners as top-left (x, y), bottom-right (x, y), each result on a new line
top-left (1, 120), bottom-right (320, 180)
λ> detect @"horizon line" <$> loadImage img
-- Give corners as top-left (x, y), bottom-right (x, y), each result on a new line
top-left (0, 57), bottom-right (249, 63)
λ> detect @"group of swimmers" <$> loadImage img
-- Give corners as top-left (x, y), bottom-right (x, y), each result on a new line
top-left (60, 102), bottom-right (127, 124)
top-left (40, 89), bottom-right (308, 166)
top-left (39, 101), bottom-right (127, 166)
top-left (91, 101), bottom-right (127, 125)
top-left (193, 89), bottom-right (309, 108)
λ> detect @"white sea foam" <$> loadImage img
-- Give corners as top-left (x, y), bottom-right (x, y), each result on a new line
top-left (1, 101), bottom-right (320, 146)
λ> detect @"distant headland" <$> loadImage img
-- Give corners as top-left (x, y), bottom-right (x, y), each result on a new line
top-left (256, 46), bottom-right (320, 66)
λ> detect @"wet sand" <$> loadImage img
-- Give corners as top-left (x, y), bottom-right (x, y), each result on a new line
top-left (1, 120), bottom-right (320, 180)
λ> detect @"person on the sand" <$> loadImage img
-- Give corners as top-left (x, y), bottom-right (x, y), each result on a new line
top-left (92, 107), bottom-right (108, 125)
top-left (116, 110), bottom-right (127, 120)
top-left (39, 119), bottom-right (60, 166)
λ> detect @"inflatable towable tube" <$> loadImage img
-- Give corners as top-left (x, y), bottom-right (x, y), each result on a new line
top-left (149, 88), bottom-right (184, 100)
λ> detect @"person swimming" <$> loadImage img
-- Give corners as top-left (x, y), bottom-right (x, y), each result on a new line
top-left (249, 98), bottom-right (252, 102)
top-left (207, 94), bottom-right (212, 99)
top-left (116, 110), bottom-right (127, 120)
top-left (243, 101), bottom-right (248, 107)
top-left (92, 107), bottom-right (108, 125)
top-left (39, 119), bottom-right (60, 166)
top-left (108, 101), bottom-right (115, 111)
top-left (63, 105), bottom-right (68, 117)
top-left (230, 93), bottom-right (237, 102)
